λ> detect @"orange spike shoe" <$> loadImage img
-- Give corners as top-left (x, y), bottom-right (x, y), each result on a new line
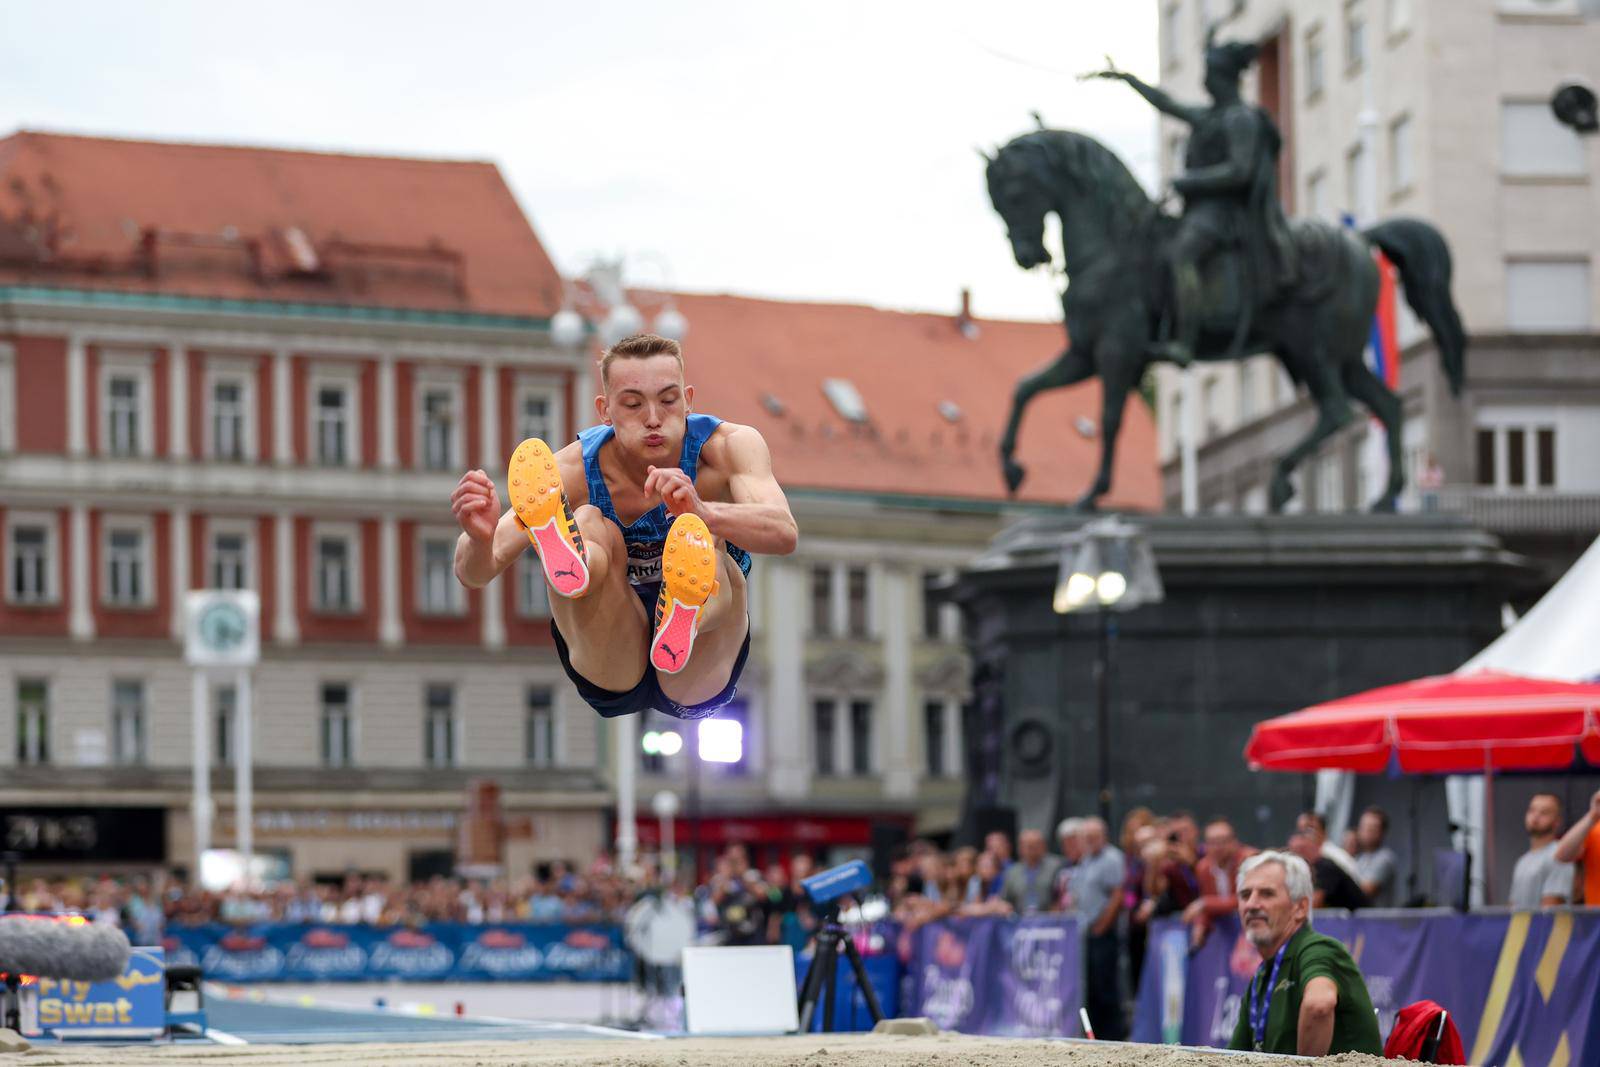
top-left (650, 513), bottom-right (721, 675)
top-left (508, 438), bottom-right (589, 599)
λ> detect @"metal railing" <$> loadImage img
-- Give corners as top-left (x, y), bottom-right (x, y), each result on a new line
top-left (1422, 487), bottom-right (1600, 533)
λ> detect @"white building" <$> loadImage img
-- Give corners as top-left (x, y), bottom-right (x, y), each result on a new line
top-left (1151, 0), bottom-right (1600, 578)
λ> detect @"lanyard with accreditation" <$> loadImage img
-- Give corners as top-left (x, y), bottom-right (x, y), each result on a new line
top-left (1249, 940), bottom-right (1290, 1052)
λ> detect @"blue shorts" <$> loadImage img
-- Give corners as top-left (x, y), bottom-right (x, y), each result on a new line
top-left (550, 581), bottom-right (749, 721)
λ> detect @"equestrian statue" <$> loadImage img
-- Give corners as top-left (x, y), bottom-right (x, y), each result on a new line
top-left (985, 34), bottom-right (1465, 512)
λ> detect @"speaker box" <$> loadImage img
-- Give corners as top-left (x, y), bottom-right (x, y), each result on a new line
top-left (869, 822), bottom-right (910, 883)
top-left (971, 805), bottom-right (1017, 853)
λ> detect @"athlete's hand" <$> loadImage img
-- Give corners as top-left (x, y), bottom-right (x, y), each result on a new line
top-left (451, 469), bottom-right (500, 544)
top-left (645, 465), bottom-right (704, 518)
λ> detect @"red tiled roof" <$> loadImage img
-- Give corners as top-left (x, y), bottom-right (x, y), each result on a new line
top-left (0, 130), bottom-right (563, 317)
top-left (666, 291), bottom-right (1160, 510)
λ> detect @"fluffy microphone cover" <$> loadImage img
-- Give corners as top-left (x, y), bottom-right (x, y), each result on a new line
top-left (0, 917), bottom-right (133, 981)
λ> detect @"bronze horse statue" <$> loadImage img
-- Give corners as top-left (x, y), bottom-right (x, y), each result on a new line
top-left (984, 128), bottom-right (1465, 512)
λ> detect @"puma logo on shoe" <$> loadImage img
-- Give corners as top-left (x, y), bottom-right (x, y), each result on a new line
top-left (660, 644), bottom-right (682, 667)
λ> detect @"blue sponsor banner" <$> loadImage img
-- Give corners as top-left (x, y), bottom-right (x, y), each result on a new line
top-left (906, 917), bottom-right (1002, 1032)
top-left (162, 922), bottom-right (630, 982)
top-left (1133, 911), bottom-right (1600, 1066)
top-left (793, 950), bottom-right (902, 1032)
top-left (31, 945), bottom-right (166, 1038)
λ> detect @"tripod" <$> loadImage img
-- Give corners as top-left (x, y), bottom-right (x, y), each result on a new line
top-left (795, 904), bottom-right (883, 1033)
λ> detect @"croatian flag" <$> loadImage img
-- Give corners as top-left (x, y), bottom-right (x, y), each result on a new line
top-left (1368, 250), bottom-right (1401, 390)
top-left (1342, 212), bottom-right (1401, 389)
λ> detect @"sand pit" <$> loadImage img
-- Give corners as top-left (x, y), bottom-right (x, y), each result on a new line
top-left (15, 1035), bottom-right (1396, 1067)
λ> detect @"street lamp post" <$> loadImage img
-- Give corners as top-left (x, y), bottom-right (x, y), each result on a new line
top-left (1053, 518), bottom-right (1163, 825)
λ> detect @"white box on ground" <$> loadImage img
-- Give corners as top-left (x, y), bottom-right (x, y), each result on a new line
top-left (682, 945), bottom-right (799, 1035)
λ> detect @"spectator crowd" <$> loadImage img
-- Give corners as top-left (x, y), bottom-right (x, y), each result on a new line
top-left (8, 786), bottom-right (1597, 1041)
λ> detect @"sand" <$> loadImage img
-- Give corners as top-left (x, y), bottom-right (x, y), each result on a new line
top-left (13, 1035), bottom-right (1399, 1067)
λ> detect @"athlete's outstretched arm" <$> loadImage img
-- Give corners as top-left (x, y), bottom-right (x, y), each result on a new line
top-left (452, 470), bottom-right (530, 588)
top-left (646, 425), bottom-right (798, 555)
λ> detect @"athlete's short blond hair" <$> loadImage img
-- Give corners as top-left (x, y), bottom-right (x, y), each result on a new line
top-left (599, 333), bottom-right (683, 388)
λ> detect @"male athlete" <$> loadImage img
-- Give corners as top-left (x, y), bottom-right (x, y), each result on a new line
top-left (451, 333), bottom-right (797, 719)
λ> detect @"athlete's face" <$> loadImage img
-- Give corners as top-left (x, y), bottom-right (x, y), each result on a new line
top-left (597, 354), bottom-right (693, 464)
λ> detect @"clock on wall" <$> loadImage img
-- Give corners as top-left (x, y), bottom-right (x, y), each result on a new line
top-left (185, 590), bottom-right (260, 667)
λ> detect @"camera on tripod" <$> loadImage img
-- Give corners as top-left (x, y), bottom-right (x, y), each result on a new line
top-left (794, 859), bottom-right (884, 1032)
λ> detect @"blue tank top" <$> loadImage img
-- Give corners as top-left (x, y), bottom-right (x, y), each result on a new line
top-left (577, 412), bottom-right (753, 590)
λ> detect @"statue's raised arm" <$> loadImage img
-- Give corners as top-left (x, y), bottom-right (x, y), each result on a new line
top-left (1084, 56), bottom-right (1206, 127)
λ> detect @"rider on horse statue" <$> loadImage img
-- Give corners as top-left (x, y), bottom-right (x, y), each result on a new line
top-left (1094, 36), bottom-right (1298, 366)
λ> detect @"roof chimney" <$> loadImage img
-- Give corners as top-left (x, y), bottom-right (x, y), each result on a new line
top-left (956, 288), bottom-right (979, 339)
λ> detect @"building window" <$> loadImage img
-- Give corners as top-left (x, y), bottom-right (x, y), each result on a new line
top-left (1305, 27), bottom-right (1325, 97)
top-left (418, 535), bottom-right (462, 615)
top-left (0, 343), bottom-right (17, 454)
top-left (8, 519), bottom-right (55, 605)
top-left (1476, 424), bottom-right (1558, 489)
top-left (1387, 0), bottom-right (1411, 35)
top-left (526, 686), bottom-right (555, 767)
top-left (420, 386), bottom-right (457, 470)
top-left (314, 383), bottom-right (351, 466)
top-left (846, 566), bottom-right (869, 637)
top-left (809, 564), bottom-right (833, 636)
top-left (321, 683), bottom-right (354, 768)
top-left (520, 558), bottom-right (551, 618)
top-left (813, 699), bottom-right (836, 776)
top-left (1501, 101), bottom-right (1587, 177)
top-left (924, 701), bottom-right (947, 778)
top-left (1389, 114), bottom-right (1413, 195)
top-left (1475, 428), bottom-right (1496, 487)
top-left (314, 531), bottom-right (357, 612)
top-left (1345, 142), bottom-right (1369, 218)
top-left (1506, 260), bottom-right (1592, 332)
top-left (211, 378), bottom-right (248, 461)
top-left (211, 530), bottom-right (249, 590)
top-left (111, 680), bottom-right (145, 765)
top-left (922, 571), bottom-right (943, 640)
top-left (515, 384), bottom-right (564, 448)
top-left (849, 700), bottom-right (873, 776)
top-left (424, 683), bottom-right (457, 768)
top-left (214, 684), bottom-right (235, 768)
top-left (1344, 3), bottom-right (1366, 71)
top-left (107, 375), bottom-right (141, 457)
top-left (104, 524), bottom-right (148, 607)
top-left (16, 679), bottom-right (49, 765)
top-left (1306, 169), bottom-right (1328, 220)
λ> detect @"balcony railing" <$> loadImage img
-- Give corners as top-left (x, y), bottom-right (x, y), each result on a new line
top-left (1425, 487), bottom-right (1600, 533)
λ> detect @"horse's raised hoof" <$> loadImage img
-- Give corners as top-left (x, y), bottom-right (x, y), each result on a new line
top-left (1002, 458), bottom-right (1027, 496)
top-left (1268, 476), bottom-right (1295, 513)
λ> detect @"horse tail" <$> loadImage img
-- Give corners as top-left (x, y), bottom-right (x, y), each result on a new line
top-left (1363, 217), bottom-right (1467, 396)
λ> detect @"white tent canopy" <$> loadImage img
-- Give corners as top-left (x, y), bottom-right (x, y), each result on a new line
top-left (1447, 533), bottom-right (1600, 903)
top-left (1460, 534), bottom-right (1600, 681)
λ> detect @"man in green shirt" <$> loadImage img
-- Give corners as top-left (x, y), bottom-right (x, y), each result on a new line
top-left (1229, 850), bottom-right (1382, 1056)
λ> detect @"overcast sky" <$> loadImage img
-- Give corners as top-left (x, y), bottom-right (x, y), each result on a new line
top-left (0, 1), bottom-right (1160, 322)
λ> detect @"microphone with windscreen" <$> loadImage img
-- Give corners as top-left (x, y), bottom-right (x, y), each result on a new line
top-left (0, 915), bottom-right (132, 982)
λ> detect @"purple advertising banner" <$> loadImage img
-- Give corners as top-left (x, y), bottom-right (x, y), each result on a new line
top-left (905, 916), bottom-right (1083, 1037)
top-left (906, 917), bottom-right (1001, 1033)
top-left (991, 916), bottom-right (1082, 1037)
top-left (1133, 911), bottom-right (1600, 1066)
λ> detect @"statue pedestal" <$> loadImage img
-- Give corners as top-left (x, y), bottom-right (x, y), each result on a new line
top-left (951, 513), bottom-right (1535, 845)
